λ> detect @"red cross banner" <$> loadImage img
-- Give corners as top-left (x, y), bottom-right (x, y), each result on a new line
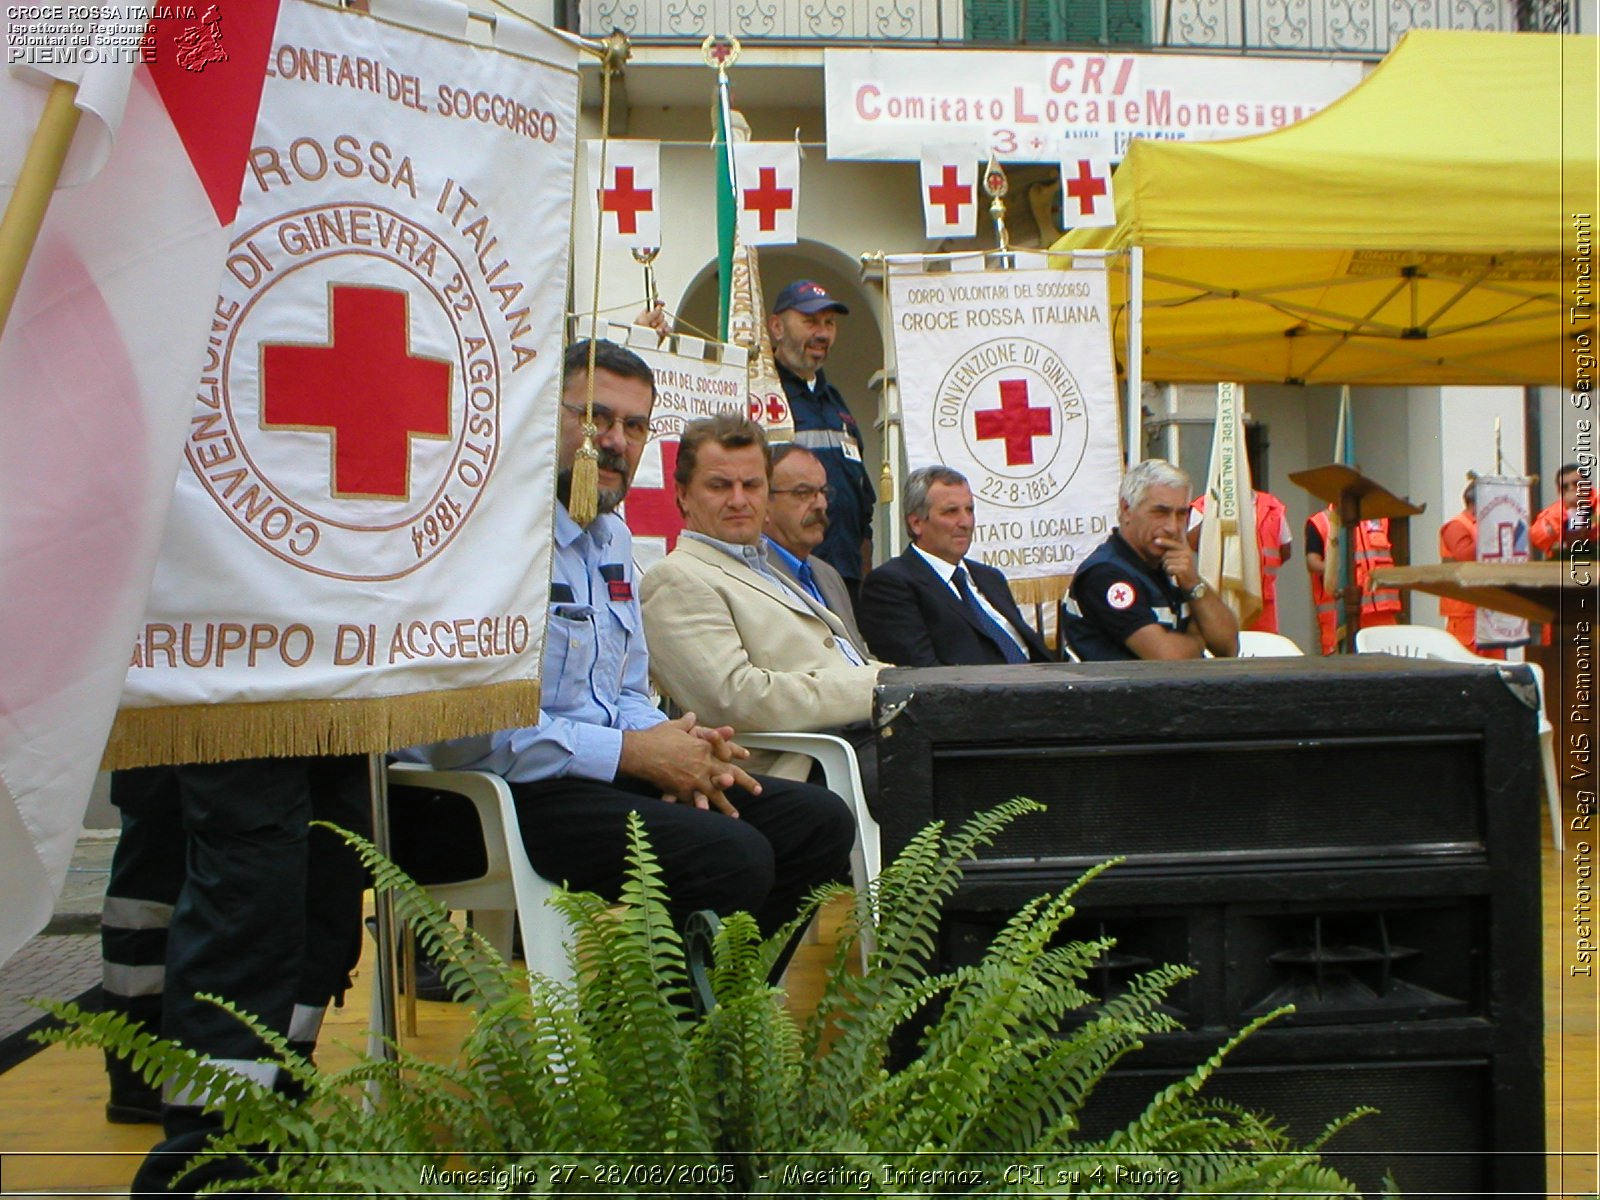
top-left (733, 141), bottom-right (800, 247)
top-left (572, 321), bottom-right (752, 571)
top-left (586, 139), bottom-right (661, 249)
top-left (885, 253), bottom-right (1121, 602)
top-left (1058, 153), bottom-right (1116, 228)
top-left (918, 149), bottom-right (979, 239)
top-left (107, 0), bottom-right (579, 768)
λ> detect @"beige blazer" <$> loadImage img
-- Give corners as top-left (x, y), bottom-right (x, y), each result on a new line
top-left (640, 537), bottom-right (883, 778)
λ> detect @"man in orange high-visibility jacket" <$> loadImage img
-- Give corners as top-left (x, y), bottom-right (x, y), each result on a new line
top-left (1304, 508), bottom-right (1401, 654)
top-left (1188, 487), bottom-right (1293, 633)
top-left (1530, 462), bottom-right (1596, 559)
top-left (1438, 481), bottom-right (1505, 659)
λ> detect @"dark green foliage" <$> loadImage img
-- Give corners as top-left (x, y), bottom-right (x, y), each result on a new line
top-left (39, 800), bottom-right (1388, 1196)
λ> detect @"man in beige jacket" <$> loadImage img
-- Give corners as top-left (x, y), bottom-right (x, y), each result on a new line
top-left (640, 414), bottom-right (885, 778)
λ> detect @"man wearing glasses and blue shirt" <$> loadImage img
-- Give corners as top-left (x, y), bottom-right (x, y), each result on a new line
top-left (761, 443), bottom-right (870, 659)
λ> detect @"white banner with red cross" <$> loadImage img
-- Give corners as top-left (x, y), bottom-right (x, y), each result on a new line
top-left (1474, 474), bottom-right (1532, 648)
top-left (587, 139), bottom-right (661, 249)
top-left (110, 0), bottom-right (579, 765)
top-left (733, 141), bottom-right (800, 246)
top-left (886, 252), bottom-right (1120, 602)
top-left (1058, 150), bottom-right (1116, 228)
top-left (918, 147), bottom-right (981, 239)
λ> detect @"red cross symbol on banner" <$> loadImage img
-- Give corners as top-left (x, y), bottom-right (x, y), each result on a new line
top-left (602, 165), bottom-right (654, 235)
top-left (261, 285), bottom-right (451, 499)
top-left (974, 379), bottom-right (1053, 467)
top-left (743, 166), bottom-right (793, 232)
top-left (622, 439), bottom-right (683, 550)
top-left (747, 393), bottom-right (789, 425)
top-left (1063, 159), bottom-right (1109, 217)
top-left (928, 165), bottom-right (973, 224)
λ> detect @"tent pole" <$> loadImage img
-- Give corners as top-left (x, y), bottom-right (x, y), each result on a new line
top-left (1126, 245), bottom-right (1144, 466)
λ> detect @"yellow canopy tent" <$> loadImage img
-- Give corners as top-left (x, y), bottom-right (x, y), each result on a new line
top-left (1055, 30), bottom-right (1597, 393)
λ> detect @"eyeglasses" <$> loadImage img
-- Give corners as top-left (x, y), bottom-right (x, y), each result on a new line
top-left (770, 484), bottom-right (834, 503)
top-left (561, 401), bottom-right (654, 445)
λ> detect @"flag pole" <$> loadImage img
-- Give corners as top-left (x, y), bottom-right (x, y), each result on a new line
top-left (0, 78), bottom-right (84, 339)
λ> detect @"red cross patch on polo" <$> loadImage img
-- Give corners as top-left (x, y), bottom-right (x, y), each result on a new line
top-left (1106, 581), bottom-right (1136, 610)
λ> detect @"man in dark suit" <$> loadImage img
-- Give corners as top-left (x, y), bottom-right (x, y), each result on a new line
top-left (859, 465), bottom-right (1052, 666)
top-left (762, 443), bottom-right (871, 659)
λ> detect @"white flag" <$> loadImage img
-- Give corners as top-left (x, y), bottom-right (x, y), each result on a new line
top-left (1197, 383), bottom-right (1264, 626)
top-left (1059, 154), bottom-right (1116, 228)
top-left (918, 149), bottom-right (979, 239)
top-left (0, 3), bottom-right (279, 966)
top-left (588, 139), bottom-right (661, 248)
top-left (734, 141), bottom-right (799, 246)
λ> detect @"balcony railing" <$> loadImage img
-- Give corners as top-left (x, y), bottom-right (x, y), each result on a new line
top-left (573, 0), bottom-right (1528, 52)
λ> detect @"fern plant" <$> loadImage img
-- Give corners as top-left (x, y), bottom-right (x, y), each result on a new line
top-left (41, 799), bottom-right (1389, 1196)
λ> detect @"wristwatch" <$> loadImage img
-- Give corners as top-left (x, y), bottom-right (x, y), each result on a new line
top-left (1185, 580), bottom-right (1209, 601)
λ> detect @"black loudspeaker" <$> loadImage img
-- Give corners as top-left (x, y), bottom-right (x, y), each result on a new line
top-left (873, 656), bottom-right (1545, 1198)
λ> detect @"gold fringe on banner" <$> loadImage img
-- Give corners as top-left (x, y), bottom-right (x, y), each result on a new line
top-left (101, 681), bottom-right (541, 771)
top-left (1009, 574), bottom-right (1071, 609)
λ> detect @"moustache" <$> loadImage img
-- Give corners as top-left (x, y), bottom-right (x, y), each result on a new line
top-left (596, 447), bottom-right (628, 475)
top-left (801, 510), bottom-right (830, 530)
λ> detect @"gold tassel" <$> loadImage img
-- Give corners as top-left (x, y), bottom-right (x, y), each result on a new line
top-left (568, 430), bottom-right (600, 526)
top-left (878, 458), bottom-right (893, 504)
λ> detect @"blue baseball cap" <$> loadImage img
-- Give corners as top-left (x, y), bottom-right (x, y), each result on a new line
top-left (772, 279), bottom-right (849, 315)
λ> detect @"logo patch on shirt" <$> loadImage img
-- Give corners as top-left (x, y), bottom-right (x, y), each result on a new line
top-left (549, 582), bottom-right (575, 604)
top-left (600, 563), bottom-right (631, 602)
top-left (1106, 581), bottom-right (1136, 610)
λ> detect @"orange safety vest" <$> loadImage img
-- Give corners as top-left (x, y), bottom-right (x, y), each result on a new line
top-left (1309, 509), bottom-right (1401, 654)
top-left (1191, 490), bottom-right (1289, 633)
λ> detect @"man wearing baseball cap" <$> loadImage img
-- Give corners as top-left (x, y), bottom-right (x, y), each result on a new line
top-left (767, 279), bottom-right (877, 608)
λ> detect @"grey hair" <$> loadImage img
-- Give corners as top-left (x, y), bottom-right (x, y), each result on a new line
top-left (903, 464), bottom-right (969, 522)
top-left (1119, 458), bottom-right (1191, 509)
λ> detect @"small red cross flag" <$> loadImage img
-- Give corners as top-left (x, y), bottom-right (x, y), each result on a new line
top-left (918, 149), bottom-right (979, 239)
top-left (1059, 152), bottom-right (1116, 228)
top-left (588, 139), bottom-right (661, 248)
top-left (734, 141), bottom-right (799, 246)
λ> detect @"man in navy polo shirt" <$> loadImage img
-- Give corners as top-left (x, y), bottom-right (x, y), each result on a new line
top-left (766, 279), bottom-right (877, 608)
top-left (1064, 459), bottom-right (1240, 662)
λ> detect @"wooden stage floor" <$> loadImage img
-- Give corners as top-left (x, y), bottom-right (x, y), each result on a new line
top-left (1, 834), bottom-right (1595, 1198)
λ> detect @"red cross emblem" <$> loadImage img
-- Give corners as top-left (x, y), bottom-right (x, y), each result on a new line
top-left (1064, 159), bottom-right (1109, 217)
top-left (974, 378), bottom-right (1053, 467)
top-left (747, 392), bottom-right (789, 425)
top-left (601, 165), bottom-right (654, 236)
top-left (1106, 581), bottom-right (1136, 610)
top-left (261, 285), bottom-right (451, 499)
top-left (621, 440), bottom-right (683, 550)
top-left (927, 164), bottom-right (973, 225)
top-left (742, 166), bottom-right (793, 232)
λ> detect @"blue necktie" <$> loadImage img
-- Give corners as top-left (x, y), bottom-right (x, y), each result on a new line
top-left (795, 560), bottom-right (824, 605)
top-left (953, 567), bottom-right (1028, 664)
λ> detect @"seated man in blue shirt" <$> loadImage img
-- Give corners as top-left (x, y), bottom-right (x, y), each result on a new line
top-left (761, 443), bottom-right (870, 659)
top-left (397, 340), bottom-right (854, 973)
top-left (1063, 458), bottom-right (1239, 662)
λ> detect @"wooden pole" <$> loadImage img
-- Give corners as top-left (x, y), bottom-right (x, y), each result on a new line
top-left (0, 79), bottom-right (84, 338)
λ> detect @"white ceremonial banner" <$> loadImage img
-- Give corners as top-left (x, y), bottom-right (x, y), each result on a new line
top-left (1196, 383), bottom-right (1262, 626)
top-left (887, 254), bottom-right (1121, 594)
top-left (919, 148), bottom-right (980, 239)
top-left (1475, 474), bottom-right (1532, 648)
top-left (112, 0), bottom-right (579, 765)
top-left (1058, 153), bottom-right (1116, 228)
top-left (734, 141), bottom-right (799, 246)
top-left (826, 48), bottom-right (1363, 162)
top-left (587, 138), bottom-right (660, 249)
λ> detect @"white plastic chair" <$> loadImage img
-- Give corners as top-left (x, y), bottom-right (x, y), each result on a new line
top-left (1238, 631), bottom-right (1305, 657)
top-left (1355, 624), bottom-right (1563, 851)
top-left (385, 762), bottom-right (571, 981)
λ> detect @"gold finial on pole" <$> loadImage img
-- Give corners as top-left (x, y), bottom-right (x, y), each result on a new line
top-left (983, 154), bottom-right (1010, 254)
